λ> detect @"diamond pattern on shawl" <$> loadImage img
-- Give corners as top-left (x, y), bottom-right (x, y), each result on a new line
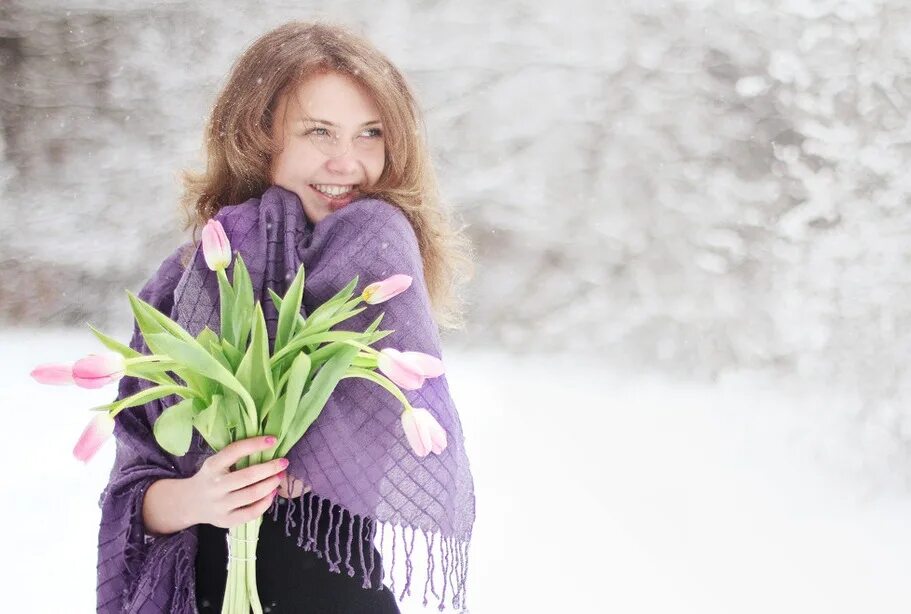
top-left (97, 185), bottom-right (474, 613)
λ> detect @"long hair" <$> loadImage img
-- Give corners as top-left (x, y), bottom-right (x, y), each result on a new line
top-left (177, 20), bottom-right (474, 330)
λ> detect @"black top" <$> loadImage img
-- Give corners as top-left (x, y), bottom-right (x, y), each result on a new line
top-left (195, 492), bottom-right (400, 613)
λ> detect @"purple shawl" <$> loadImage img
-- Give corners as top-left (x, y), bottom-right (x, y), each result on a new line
top-left (96, 185), bottom-right (475, 613)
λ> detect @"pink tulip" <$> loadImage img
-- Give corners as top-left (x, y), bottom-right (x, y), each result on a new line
top-left (30, 363), bottom-right (75, 385)
top-left (402, 407), bottom-right (447, 457)
top-left (400, 351), bottom-right (444, 378)
top-left (377, 348), bottom-right (444, 390)
top-left (362, 274), bottom-right (412, 304)
top-left (73, 412), bottom-right (116, 463)
top-left (201, 218), bottom-right (232, 271)
top-left (72, 353), bottom-right (126, 389)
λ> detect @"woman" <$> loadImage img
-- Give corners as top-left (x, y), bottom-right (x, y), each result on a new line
top-left (96, 21), bottom-right (475, 614)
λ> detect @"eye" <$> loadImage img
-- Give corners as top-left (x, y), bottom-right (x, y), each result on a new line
top-left (307, 127), bottom-right (331, 137)
top-left (362, 128), bottom-right (383, 139)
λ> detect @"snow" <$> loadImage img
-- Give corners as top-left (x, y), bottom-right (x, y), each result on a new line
top-left (3, 326), bottom-right (910, 613)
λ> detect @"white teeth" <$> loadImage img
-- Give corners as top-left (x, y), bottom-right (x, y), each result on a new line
top-left (312, 184), bottom-right (355, 197)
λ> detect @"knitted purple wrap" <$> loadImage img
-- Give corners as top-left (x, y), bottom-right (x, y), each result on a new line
top-left (95, 185), bottom-right (475, 613)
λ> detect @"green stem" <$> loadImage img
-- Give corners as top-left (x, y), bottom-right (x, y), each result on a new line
top-left (124, 354), bottom-right (174, 365)
top-left (341, 366), bottom-right (413, 410)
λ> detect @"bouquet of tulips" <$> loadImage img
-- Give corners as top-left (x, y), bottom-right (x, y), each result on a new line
top-left (31, 219), bottom-right (449, 614)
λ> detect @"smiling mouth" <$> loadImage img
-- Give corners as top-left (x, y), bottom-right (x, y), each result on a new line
top-left (308, 184), bottom-right (359, 208)
top-left (309, 183), bottom-right (358, 198)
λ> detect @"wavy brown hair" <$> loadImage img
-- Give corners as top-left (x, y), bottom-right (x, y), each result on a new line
top-left (177, 20), bottom-right (474, 330)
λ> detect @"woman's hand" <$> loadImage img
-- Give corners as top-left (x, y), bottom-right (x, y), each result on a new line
top-left (186, 435), bottom-right (289, 529)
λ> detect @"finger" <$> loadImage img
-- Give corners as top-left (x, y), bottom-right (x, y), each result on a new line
top-left (227, 487), bottom-right (278, 527)
top-left (224, 473), bottom-right (284, 510)
top-left (210, 436), bottom-right (278, 473)
top-left (223, 458), bottom-right (288, 493)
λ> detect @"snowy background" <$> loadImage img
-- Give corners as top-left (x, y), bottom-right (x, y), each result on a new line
top-left (3, 0), bottom-right (911, 612)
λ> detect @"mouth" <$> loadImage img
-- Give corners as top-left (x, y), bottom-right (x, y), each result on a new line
top-left (309, 184), bottom-right (359, 210)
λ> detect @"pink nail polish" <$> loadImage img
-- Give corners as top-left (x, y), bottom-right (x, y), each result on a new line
top-left (279, 458), bottom-right (290, 469)
top-left (265, 436), bottom-right (277, 445)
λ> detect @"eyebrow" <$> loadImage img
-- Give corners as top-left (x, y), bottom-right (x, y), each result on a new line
top-left (299, 117), bottom-right (382, 127)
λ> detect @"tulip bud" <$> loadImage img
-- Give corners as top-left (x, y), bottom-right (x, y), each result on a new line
top-left (201, 219), bottom-right (232, 271)
top-left (362, 274), bottom-right (412, 305)
top-left (72, 353), bottom-right (126, 389)
top-left (401, 407), bottom-right (448, 457)
top-left (73, 412), bottom-right (116, 463)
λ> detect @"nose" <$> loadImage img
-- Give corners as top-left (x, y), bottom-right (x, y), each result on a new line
top-left (324, 153), bottom-right (358, 175)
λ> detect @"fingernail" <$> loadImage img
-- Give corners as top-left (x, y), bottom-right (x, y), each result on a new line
top-left (265, 436), bottom-right (277, 445)
top-left (279, 458), bottom-right (290, 469)
top-left (276, 471), bottom-right (286, 480)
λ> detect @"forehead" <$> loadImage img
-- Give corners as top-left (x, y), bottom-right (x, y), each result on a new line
top-left (282, 71), bottom-right (381, 124)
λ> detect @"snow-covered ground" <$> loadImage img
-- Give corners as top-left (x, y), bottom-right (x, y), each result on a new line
top-left (3, 326), bottom-right (910, 613)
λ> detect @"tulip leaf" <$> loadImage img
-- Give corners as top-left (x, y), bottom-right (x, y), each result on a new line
top-left (231, 255), bottom-right (254, 351)
top-left (234, 302), bottom-right (274, 414)
top-left (126, 291), bottom-right (196, 345)
top-left (220, 339), bottom-right (244, 372)
top-left (303, 276), bottom-right (359, 329)
top-left (193, 394), bottom-right (230, 452)
top-left (275, 265), bottom-right (306, 354)
top-left (198, 326), bottom-right (232, 371)
top-left (153, 397), bottom-right (196, 456)
top-left (275, 342), bottom-right (360, 458)
top-left (126, 362), bottom-right (179, 387)
top-left (145, 332), bottom-right (257, 425)
top-left (303, 307), bottom-right (368, 338)
top-left (281, 352), bottom-right (311, 437)
top-left (271, 329), bottom-right (380, 369)
top-left (110, 383), bottom-right (197, 415)
top-left (87, 324), bottom-right (141, 359)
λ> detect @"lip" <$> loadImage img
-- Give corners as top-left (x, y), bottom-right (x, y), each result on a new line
top-left (309, 184), bottom-right (359, 210)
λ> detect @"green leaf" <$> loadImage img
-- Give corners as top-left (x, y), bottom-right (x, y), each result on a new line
top-left (193, 394), bottom-right (231, 452)
top-left (234, 303), bottom-right (274, 414)
top-left (231, 255), bottom-right (254, 351)
top-left (126, 361), bottom-right (179, 387)
top-left (302, 306), bottom-right (368, 338)
top-left (110, 383), bottom-right (197, 416)
top-left (153, 398), bottom-right (196, 456)
top-left (126, 290), bottom-right (196, 345)
top-left (198, 326), bottom-right (232, 371)
top-left (145, 332), bottom-right (257, 425)
top-left (281, 352), bottom-right (311, 437)
top-left (303, 276), bottom-right (359, 329)
top-left (271, 329), bottom-right (378, 369)
top-left (275, 265), bottom-right (306, 354)
top-left (87, 324), bottom-right (141, 359)
top-left (275, 342), bottom-right (360, 458)
top-left (221, 339), bottom-right (244, 371)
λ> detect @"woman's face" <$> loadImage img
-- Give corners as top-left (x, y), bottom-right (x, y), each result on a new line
top-left (270, 71), bottom-right (386, 224)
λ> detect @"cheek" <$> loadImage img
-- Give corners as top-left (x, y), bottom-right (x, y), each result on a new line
top-left (368, 149), bottom-right (386, 182)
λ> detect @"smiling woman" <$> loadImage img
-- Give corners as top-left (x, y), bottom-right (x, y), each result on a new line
top-left (270, 72), bottom-right (388, 223)
top-left (96, 19), bottom-right (477, 614)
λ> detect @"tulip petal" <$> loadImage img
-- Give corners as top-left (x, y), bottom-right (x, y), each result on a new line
top-left (429, 420), bottom-right (448, 455)
top-left (401, 351), bottom-right (444, 378)
top-left (30, 363), bottom-right (75, 385)
top-left (362, 274), bottom-right (413, 304)
top-left (72, 353), bottom-right (126, 389)
top-left (402, 409), bottom-right (432, 457)
top-left (378, 348), bottom-right (426, 390)
top-left (73, 413), bottom-right (116, 463)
